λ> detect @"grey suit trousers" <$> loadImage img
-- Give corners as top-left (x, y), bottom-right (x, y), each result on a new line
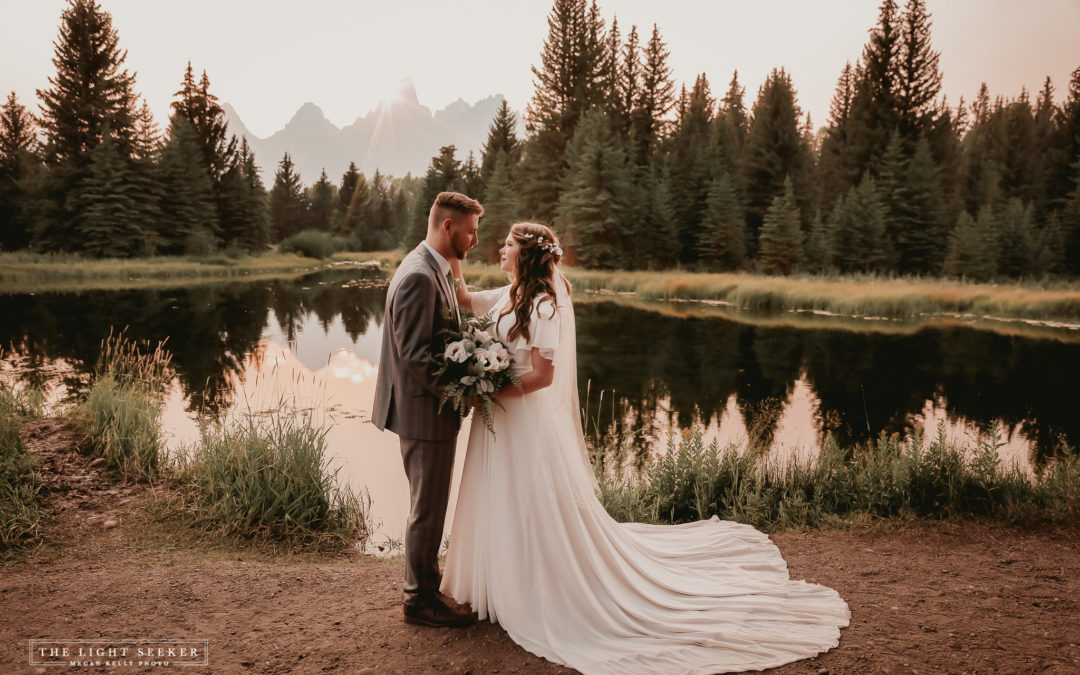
top-left (399, 435), bottom-right (457, 603)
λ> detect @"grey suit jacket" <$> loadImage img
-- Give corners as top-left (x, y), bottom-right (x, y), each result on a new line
top-left (371, 244), bottom-right (462, 441)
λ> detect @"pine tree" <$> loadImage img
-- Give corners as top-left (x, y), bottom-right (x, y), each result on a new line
top-left (942, 208), bottom-right (998, 281)
top-left (959, 88), bottom-right (1005, 213)
top-left (743, 68), bottom-right (809, 252)
top-left (999, 95), bottom-right (1041, 207)
top-left (519, 0), bottom-right (596, 220)
top-left (1032, 211), bottom-right (1066, 275)
top-left (338, 162), bottom-right (367, 237)
top-left (616, 24), bottom-right (641, 140)
top-left (368, 169), bottom-right (395, 246)
top-left (1051, 67), bottom-right (1080, 212)
top-left (67, 130), bottom-right (145, 257)
top-left (669, 73), bottom-right (717, 263)
top-left (1064, 157), bottom-right (1080, 274)
top-left (461, 152), bottom-right (483, 200)
top-left (804, 212), bottom-right (834, 272)
top-left (829, 175), bottom-right (888, 273)
top-left (599, 15), bottom-right (623, 128)
top-left (717, 70), bottom-right (749, 175)
top-left (896, 136), bottom-right (945, 273)
top-left (1057, 71), bottom-right (1080, 273)
top-left (1032, 77), bottom-right (1058, 216)
top-left (156, 116), bottom-right (219, 254)
top-left (695, 172), bottom-right (746, 270)
top-left (234, 138), bottom-right (270, 251)
top-left (629, 24), bottom-right (676, 166)
top-left (758, 176), bottom-right (803, 275)
top-left (845, 0), bottom-right (902, 176)
top-left (37, 0), bottom-right (138, 166)
top-left (269, 152), bottom-right (307, 241)
top-left (556, 110), bottom-right (632, 268)
top-left (476, 150), bottom-right (517, 263)
top-left (995, 198), bottom-right (1036, 277)
top-left (0, 92), bottom-right (38, 251)
top-left (876, 130), bottom-right (906, 268)
top-left (170, 63), bottom-right (237, 184)
top-left (818, 62), bottom-right (860, 212)
top-left (896, 0), bottom-right (942, 144)
top-left (407, 146), bottom-right (464, 245)
top-left (479, 100), bottom-right (520, 192)
top-left (306, 169), bottom-right (336, 232)
top-left (132, 98), bottom-right (161, 161)
top-left (636, 155), bottom-right (680, 268)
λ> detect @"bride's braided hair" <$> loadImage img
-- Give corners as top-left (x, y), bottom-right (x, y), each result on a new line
top-left (498, 222), bottom-right (566, 344)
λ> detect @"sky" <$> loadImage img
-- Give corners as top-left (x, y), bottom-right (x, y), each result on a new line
top-left (2, 0), bottom-right (1078, 139)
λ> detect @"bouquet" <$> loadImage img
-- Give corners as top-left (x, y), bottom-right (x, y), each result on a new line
top-left (431, 309), bottom-right (520, 433)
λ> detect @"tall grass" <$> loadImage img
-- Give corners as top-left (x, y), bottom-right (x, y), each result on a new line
top-left (460, 263), bottom-right (1080, 324)
top-left (171, 403), bottom-right (372, 549)
top-left (0, 251), bottom-right (330, 293)
top-left (70, 334), bottom-right (371, 549)
top-left (595, 423), bottom-right (1080, 531)
top-left (0, 374), bottom-right (45, 556)
top-left (74, 332), bottom-right (173, 480)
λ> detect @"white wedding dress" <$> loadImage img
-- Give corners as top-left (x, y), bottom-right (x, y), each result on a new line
top-left (442, 273), bottom-right (849, 674)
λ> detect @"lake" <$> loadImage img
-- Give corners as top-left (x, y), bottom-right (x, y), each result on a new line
top-left (3, 265), bottom-right (1079, 548)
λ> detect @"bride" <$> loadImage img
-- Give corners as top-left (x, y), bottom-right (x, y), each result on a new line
top-left (444, 222), bottom-right (849, 674)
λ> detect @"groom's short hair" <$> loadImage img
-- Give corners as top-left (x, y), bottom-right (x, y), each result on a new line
top-left (429, 191), bottom-right (484, 229)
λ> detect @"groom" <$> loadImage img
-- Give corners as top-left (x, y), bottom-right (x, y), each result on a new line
top-left (372, 191), bottom-right (482, 628)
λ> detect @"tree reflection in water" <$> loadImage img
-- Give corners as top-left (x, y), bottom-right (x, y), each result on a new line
top-left (2, 271), bottom-right (1077, 469)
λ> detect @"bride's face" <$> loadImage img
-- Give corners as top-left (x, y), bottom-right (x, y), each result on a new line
top-left (499, 234), bottom-right (521, 276)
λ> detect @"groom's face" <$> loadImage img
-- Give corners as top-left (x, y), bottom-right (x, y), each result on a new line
top-left (447, 213), bottom-right (479, 260)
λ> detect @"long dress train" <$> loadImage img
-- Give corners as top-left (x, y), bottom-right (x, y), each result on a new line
top-left (442, 279), bottom-right (849, 674)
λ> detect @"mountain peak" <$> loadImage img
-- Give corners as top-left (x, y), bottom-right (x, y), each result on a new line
top-left (396, 78), bottom-right (420, 106)
top-left (286, 102), bottom-right (337, 132)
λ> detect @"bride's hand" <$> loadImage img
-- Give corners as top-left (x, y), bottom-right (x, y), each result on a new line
top-left (448, 259), bottom-right (473, 312)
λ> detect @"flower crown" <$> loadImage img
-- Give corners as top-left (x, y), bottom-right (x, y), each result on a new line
top-left (520, 232), bottom-right (564, 257)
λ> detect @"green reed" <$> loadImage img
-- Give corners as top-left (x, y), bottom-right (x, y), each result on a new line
top-left (0, 373), bottom-right (45, 557)
top-left (171, 400), bottom-right (372, 550)
top-left (594, 422), bottom-right (1080, 531)
top-left (74, 331), bottom-right (173, 480)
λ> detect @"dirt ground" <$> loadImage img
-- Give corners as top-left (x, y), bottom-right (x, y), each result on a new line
top-left (2, 417), bottom-right (1078, 674)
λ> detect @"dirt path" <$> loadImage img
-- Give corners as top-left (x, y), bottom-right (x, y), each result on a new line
top-left (2, 418), bottom-right (1078, 674)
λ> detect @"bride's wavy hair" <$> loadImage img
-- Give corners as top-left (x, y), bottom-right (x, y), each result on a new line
top-left (498, 222), bottom-right (567, 344)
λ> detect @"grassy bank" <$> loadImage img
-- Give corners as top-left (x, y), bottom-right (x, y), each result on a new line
top-left (168, 405), bottom-right (372, 549)
top-left (0, 371), bottom-right (45, 558)
top-left (595, 426), bottom-right (1080, 531)
top-left (463, 263), bottom-right (1080, 324)
top-left (0, 250), bottom-right (398, 293)
top-left (70, 335), bottom-right (370, 550)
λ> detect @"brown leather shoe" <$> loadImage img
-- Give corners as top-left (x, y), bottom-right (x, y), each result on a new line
top-left (403, 596), bottom-right (477, 628)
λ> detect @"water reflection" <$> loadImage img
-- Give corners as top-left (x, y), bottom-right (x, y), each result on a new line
top-left (3, 267), bottom-right (1079, 544)
top-left (575, 301), bottom-right (1078, 466)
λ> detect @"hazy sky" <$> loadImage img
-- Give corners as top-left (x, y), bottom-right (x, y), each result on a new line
top-left (2, 0), bottom-right (1078, 138)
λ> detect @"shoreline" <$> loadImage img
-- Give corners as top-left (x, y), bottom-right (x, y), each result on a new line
top-left (3, 250), bottom-right (1079, 325)
top-left (2, 417), bottom-right (1078, 674)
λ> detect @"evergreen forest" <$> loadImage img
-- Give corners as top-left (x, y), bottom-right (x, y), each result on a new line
top-left (2, 0), bottom-right (1079, 281)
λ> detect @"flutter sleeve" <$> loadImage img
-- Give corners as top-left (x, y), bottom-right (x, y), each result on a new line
top-left (526, 296), bottom-right (560, 363)
top-left (470, 285), bottom-right (510, 316)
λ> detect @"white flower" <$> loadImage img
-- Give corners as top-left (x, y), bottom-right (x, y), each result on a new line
top-left (469, 329), bottom-right (492, 343)
top-left (473, 347), bottom-right (498, 372)
top-left (460, 375), bottom-right (477, 386)
top-left (445, 341), bottom-right (469, 363)
top-left (477, 378), bottom-right (495, 394)
top-left (488, 343), bottom-right (511, 371)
